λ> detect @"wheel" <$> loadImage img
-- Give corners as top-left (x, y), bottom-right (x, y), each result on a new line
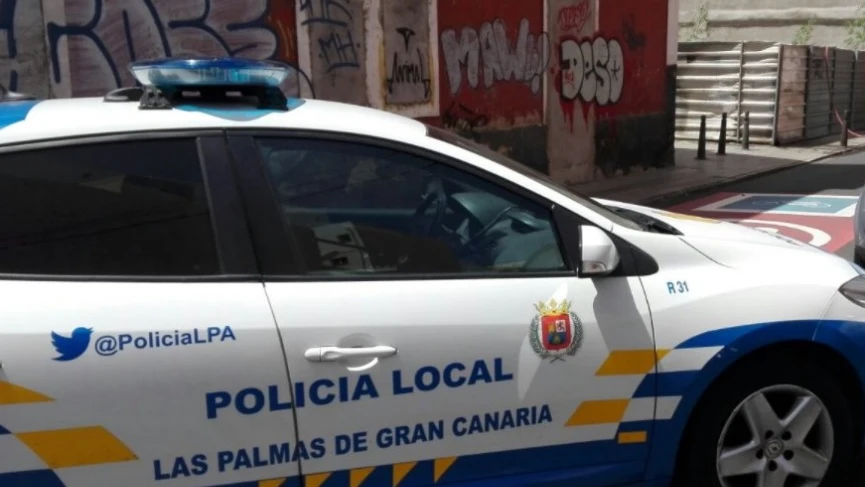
top-left (675, 357), bottom-right (856, 487)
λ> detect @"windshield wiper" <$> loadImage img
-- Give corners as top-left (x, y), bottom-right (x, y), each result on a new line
top-left (607, 207), bottom-right (682, 235)
top-left (641, 218), bottom-right (679, 234)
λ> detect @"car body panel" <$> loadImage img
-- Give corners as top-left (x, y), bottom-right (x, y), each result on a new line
top-left (0, 281), bottom-right (299, 487)
top-left (598, 199), bottom-right (855, 279)
top-left (264, 276), bottom-right (656, 487)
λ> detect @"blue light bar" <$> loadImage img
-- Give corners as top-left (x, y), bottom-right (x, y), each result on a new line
top-left (129, 57), bottom-right (292, 88)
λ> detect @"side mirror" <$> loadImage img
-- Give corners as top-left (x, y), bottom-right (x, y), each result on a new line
top-left (579, 225), bottom-right (620, 277)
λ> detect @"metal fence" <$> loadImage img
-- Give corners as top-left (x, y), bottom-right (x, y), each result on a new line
top-left (676, 41), bottom-right (865, 146)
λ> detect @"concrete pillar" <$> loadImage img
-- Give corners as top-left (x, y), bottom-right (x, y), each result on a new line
top-left (546, 0), bottom-right (598, 185)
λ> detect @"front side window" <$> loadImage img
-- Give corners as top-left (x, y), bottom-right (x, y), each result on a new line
top-left (0, 139), bottom-right (219, 276)
top-left (255, 137), bottom-right (568, 276)
top-left (426, 125), bottom-right (643, 231)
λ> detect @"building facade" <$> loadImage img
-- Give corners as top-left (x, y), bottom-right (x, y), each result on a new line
top-left (1, 0), bottom-right (678, 184)
top-left (680, 0), bottom-right (861, 48)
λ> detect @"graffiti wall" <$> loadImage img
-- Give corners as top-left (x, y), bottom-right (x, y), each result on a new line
top-left (1, 0), bottom-right (675, 185)
top-left (547, 0), bottom-right (672, 183)
top-left (40, 0), bottom-right (304, 99)
top-left (594, 0), bottom-right (672, 176)
top-left (433, 0), bottom-right (551, 172)
top-left (382, 1), bottom-right (432, 107)
top-left (299, 0), bottom-right (366, 104)
top-left (437, 0), bottom-right (549, 133)
top-left (1, 0), bottom-right (51, 98)
top-left (546, 0), bottom-right (598, 184)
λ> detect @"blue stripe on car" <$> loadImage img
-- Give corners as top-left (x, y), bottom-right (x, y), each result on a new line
top-left (0, 100), bottom-right (40, 131)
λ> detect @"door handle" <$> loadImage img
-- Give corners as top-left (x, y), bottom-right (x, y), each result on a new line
top-left (304, 345), bottom-right (397, 362)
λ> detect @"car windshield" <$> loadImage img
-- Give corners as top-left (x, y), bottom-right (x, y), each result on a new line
top-left (425, 125), bottom-right (643, 231)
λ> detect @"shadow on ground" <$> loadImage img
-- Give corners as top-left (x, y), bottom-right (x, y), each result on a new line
top-left (651, 160), bottom-right (865, 209)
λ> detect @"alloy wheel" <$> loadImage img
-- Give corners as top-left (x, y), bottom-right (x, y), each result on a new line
top-left (715, 384), bottom-right (834, 487)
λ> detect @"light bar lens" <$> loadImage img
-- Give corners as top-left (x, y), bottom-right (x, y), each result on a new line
top-left (129, 57), bottom-right (292, 88)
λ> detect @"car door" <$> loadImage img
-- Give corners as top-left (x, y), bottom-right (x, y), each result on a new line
top-left (0, 134), bottom-right (300, 487)
top-left (226, 131), bottom-right (660, 487)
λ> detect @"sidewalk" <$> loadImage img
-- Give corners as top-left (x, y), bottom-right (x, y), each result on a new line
top-left (570, 135), bottom-right (865, 206)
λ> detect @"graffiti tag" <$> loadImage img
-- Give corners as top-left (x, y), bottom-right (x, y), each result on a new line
top-left (300, 0), bottom-right (360, 72)
top-left (557, 1), bottom-right (591, 33)
top-left (41, 0), bottom-right (288, 97)
top-left (621, 14), bottom-right (646, 52)
top-left (559, 36), bottom-right (624, 106)
top-left (386, 26), bottom-right (431, 104)
top-left (554, 34), bottom-right (626, 131)
top-left (440, 18), bottom-right (549, 96)
top-left (442, 101), bottom-right (489, 134)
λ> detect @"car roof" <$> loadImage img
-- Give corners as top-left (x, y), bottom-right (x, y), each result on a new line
top-left (0, 96), bottom-right (430, 147)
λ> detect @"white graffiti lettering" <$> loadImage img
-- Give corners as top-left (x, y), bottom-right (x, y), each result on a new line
top-left (441, 18), bottom-right (549, 95)
top-left (559, 37), bottom-right (624, 105)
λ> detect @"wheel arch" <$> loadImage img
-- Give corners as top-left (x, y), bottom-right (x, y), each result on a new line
top-left (645, 319), bottom-right (865, 482)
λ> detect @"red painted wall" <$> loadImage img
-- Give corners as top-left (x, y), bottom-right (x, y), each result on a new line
top-left (436, 0), bottom-right (547, 129)
top-left (549, 0), bottom-right (669, 130)
top-left (267, 0), bottom-right (300, 65)
top-left (597, 0), bottom-right (667, 117)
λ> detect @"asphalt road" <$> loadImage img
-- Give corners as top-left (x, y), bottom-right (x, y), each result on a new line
top-left (656, 148), bottom-right (865, 483)
top-left (657, 149), bottom-right (865, 262)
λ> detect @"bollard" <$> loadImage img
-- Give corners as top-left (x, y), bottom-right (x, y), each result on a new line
top-left (697, 115), bottom-right (707, 160)
top-left (717, 112), bottom-right (727, 155)
top-left (842, 109), bottom-right (849, 148)
top-left (742, 112), bottom-right (751, 150)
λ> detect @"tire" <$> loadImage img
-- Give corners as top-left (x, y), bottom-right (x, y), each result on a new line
top-left (674, 356), bottom-right (857, 487)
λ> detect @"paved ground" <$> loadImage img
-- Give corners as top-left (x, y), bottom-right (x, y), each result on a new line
top-left (657, 148), bottom-right (865, 261)
top-left (571, 136), bottom-right (865, 207)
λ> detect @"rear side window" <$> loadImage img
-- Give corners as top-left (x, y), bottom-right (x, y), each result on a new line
top-left (0, 139), bottom-right (219, 276)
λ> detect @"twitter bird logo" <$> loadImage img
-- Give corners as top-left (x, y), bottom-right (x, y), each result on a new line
top-left (51, 327), bottom-right (93, 361)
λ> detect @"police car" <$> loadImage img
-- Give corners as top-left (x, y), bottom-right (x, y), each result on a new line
top-left (0, 57), bottom-right (864, 487)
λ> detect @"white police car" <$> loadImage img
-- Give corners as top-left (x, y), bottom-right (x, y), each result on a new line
top-left (0, 57), bottom-right (864, 487)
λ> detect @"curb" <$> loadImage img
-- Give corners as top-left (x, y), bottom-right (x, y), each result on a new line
top-left (807, 142), bottom-right (865, 163)
top-left (639, 144), bottom-right (865, 207)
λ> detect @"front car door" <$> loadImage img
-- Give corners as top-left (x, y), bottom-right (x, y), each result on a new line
top-left (226, 131), bottom-right (660, 487)
top-left (0, 134), bottom-right (300, 487)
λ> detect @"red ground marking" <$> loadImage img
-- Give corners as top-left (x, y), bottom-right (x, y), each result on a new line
top-left (666, 192), bottom-right (854, 252)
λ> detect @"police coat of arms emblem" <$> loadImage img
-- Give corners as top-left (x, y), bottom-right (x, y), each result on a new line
top-left (529, 298), bottom-right (582, 362)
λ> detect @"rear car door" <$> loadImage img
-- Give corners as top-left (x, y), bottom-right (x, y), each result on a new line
top-left (226, 131), bottom-right (659, 487)
top-left (0, 134), bottom-right (300, 487)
